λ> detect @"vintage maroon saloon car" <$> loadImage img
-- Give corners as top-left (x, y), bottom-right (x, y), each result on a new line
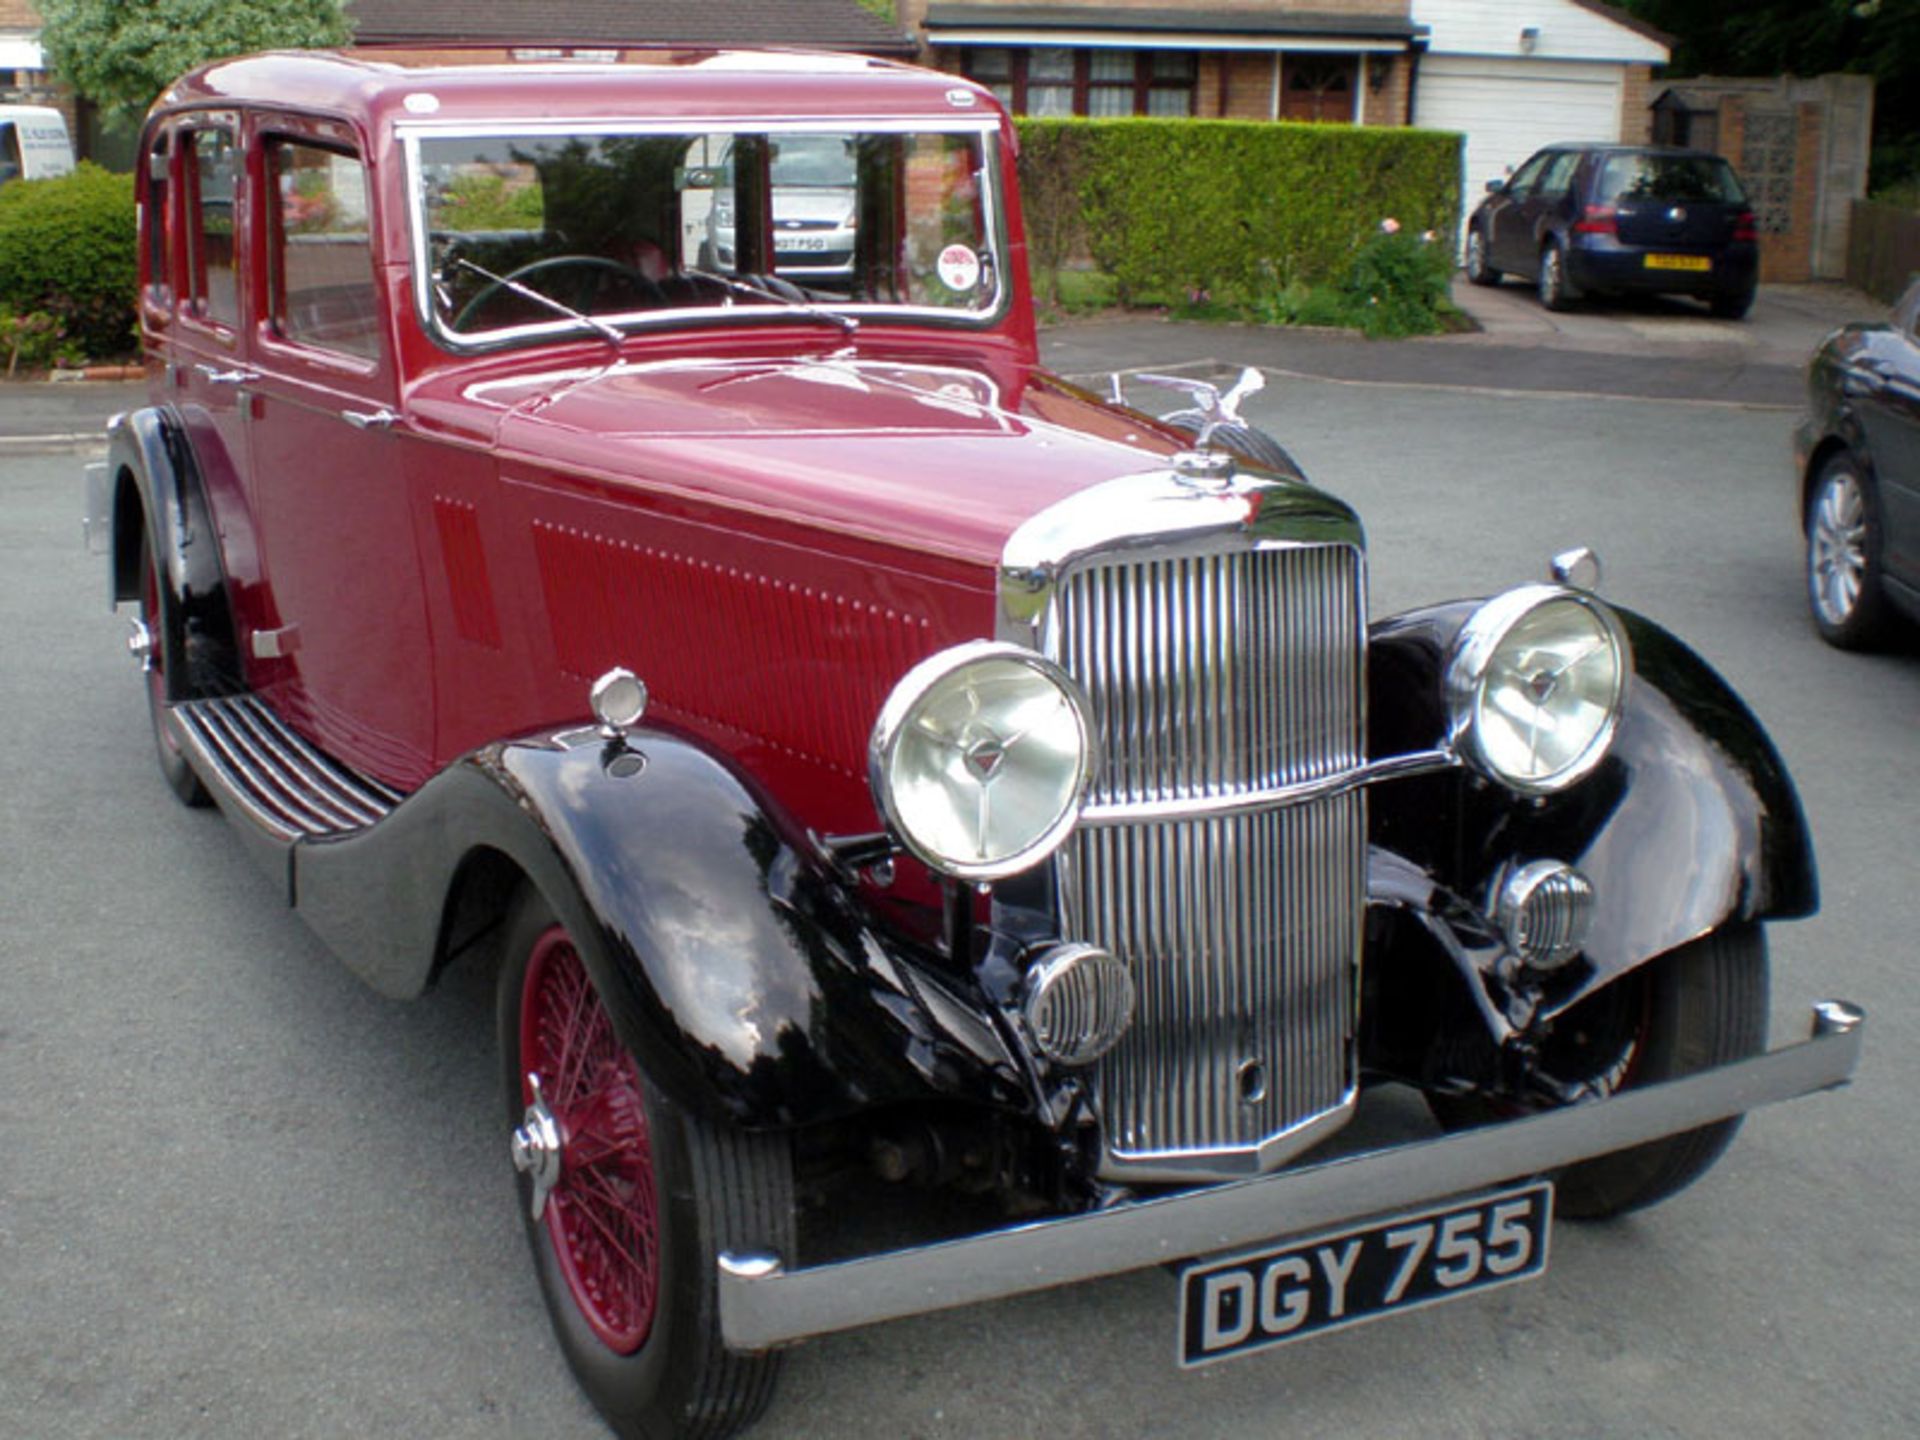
top-left (86, 48), bottom-right (1862, 1440)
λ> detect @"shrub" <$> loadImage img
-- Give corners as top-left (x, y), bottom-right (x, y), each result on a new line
top-left (1016, 118), bottom-right (1460, 309)
top-left (0, 306), bottom-right (83, 375)
top-left (0, 162), bottom-right (138, 360)
top-left (1338, 219), bottom-right (1455, 337)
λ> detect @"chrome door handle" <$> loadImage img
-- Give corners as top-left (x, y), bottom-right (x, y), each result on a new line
top-left (193, 364), bottom-right (260, 386)
top-left (342, 408), bottom-right (400, 431)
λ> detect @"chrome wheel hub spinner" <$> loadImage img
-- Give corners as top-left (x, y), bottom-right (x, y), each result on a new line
top-left (510, 1073), bottom-right (563, 1222)
top-left (127, 616), bottom-right (156, 672)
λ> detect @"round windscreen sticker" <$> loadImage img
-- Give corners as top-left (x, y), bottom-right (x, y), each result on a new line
top-left (938, 244), bottom-right (981, 293)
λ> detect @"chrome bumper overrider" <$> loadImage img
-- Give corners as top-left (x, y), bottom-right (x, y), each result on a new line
top-left (718, 1002), bottom-right (1863, 1351)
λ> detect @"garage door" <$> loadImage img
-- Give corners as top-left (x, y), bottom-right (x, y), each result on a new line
top-left (1416, 57), bottom-right (1623, 211)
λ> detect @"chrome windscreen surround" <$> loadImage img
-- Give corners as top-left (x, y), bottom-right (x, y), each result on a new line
top-left (1000, 468), bottom-right (1369, 1181)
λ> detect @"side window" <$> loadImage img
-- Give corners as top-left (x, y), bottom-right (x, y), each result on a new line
top-left (1506, 153), bottom-right (1550, 198)
top-left (1539, 152), bottom-right (1581, 199)
top-left (0, 123), bottom-right (21, 185)
top-left (268, 139), bottom-right (379, 360)
top-left (143, 132), bottom-right (171, 307)
top-left (186, 127), bottom-right (239, 328)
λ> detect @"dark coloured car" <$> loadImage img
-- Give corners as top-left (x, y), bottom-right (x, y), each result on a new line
top-left (1465, 144), bottom-right (1759, 319)
top-left (83, 50), bottom-right (1863, 1440)
top-left (1795, 277), bottom-right (1920, 647)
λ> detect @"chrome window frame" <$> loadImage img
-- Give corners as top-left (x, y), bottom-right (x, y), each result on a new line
top-left (400, 116), bottom-right (1012, 354)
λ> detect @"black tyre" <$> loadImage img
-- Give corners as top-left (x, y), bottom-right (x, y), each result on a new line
top-left (1708, 286), bottom-right (1755, 321)
top-left (498, 890), bottom-right (794, 1440)
top-left (137, 533), bottom-right (210, 807)
top-left (1805, 451), bottom-right (1894, 650)
top-left (1162, 410), bottom-right (1303, 479)
top-left (1464, 227), bottom-right (1502, 287)
top-left (1431, 925), bottom-right (1768, 1219)
top-left (1537, 240), bottom-right (1578, 312)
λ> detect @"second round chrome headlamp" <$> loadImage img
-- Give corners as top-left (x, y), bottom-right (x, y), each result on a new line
top-left (869, 642), bottom-right (1095, 881)
top-left (1445, 586), bottom-right (1628, 795)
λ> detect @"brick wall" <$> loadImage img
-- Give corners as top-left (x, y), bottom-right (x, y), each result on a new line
top-left (1768, 101), bottom-right (1823, 284)
top-left (1219, 54), bottom-right (1274, 120)
top-left (1618, 64), bottom-right (1652, 144)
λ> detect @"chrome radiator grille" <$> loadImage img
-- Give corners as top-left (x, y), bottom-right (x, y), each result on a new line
top-left (1051, 545), bottom-right (1365, 1174)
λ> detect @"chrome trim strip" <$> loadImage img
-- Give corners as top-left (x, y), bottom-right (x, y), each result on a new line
top-left (717, 1005), bottom-right (1864, 1350)
top-left (403, 117), bottom-right (1012, 354)
top-left (1077, 749), bottom-right (1458, 826)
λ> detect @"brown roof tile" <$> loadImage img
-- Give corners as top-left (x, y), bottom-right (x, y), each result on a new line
top-left (348, 0), bottom-right (917, 55)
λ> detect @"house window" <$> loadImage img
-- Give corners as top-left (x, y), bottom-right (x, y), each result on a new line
top-left (1281, 55), bottom-right (1357, 124)
top-left (962, 48), bottom-right (1196, 118)
top-left (268, 139), bottom-right (379, 360)
top-left (1027, 47), bottom-right (1075, 117)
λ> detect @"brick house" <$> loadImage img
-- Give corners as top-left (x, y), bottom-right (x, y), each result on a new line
top-left (903, 3), bottom-right (1428, 127)
top-left (897, 1), bottom-right (1670, 237)
top-left (0, 0), bottom-right (60, 109)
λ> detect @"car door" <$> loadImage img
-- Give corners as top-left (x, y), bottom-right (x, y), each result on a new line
top-left (163, 114), bottom-right (254, 539)
top-left (241, 115), bottom-right (438, 789)
top-left (1486, 151), bottom-right (1552, 275)
top-left (1857, 294), bottom-right (1920, 587)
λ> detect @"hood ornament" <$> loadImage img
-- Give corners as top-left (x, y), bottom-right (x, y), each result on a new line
top-left (1124, 367), bottom-right (1266, 490)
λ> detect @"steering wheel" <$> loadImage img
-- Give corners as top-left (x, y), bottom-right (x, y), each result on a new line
top-left (454, 255), bottom-right (667, 330)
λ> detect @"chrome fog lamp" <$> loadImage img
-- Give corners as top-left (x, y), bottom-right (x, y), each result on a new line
top-left (1446, 586), bottom-right (1628, 795)
top-left (869, 641), bottom-right (1095, 881)
top-left (1023, 943), bottom-right (1135, 1066)
top-left (1494, 860), bottom-right (1595, 968)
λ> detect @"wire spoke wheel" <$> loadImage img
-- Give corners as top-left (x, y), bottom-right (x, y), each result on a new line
top-left (521, 925), bottom-right (660, 1355)
top-left (499, 890), bottom-right (795, 1439)
top-left (136, 535), bottom-right (209, 805)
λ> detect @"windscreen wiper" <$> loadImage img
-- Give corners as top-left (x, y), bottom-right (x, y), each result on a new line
top-left (447, 257), bottom-right (626, 348)
top-left (686, 266), bottom-right (859, 340)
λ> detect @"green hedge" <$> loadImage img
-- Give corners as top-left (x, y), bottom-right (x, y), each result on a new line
top-left (1016, 118), bottom-right (1460, 307)
top-left (0, 162), bottom-right (138, 359)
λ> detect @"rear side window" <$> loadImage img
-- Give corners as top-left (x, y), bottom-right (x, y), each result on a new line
top-left (0, 123), bottom-right (20, 185)
top-left (143, 132), bottom-right (170, 305)
top-left (268, 139), bottom-right (379, 359)
top-left (186, 127), bottom-right (240, 327)
top-left (1599, 155), bottom-right (1745, 205)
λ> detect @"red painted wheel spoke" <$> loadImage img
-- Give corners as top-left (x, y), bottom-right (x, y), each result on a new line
top-left (521, 924), bottom-right (659, 1355)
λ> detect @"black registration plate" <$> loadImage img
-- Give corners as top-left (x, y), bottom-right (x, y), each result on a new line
top-left (1178, 1181), bottom-right (1552, 1367)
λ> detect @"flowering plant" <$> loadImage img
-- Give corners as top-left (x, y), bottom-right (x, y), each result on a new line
top-left (1340, 218), bottom-right (1454, 338)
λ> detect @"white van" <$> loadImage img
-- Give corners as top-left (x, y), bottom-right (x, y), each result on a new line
top-left (0, 105), bottom-right (76, 185)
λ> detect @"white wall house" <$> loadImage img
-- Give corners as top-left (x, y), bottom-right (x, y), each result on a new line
top-left (1411, 0), bottom-right (1669, 221)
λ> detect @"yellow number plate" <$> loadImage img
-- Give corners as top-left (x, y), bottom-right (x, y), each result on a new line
top-left (1645, 254), bottom-right (1711, 272)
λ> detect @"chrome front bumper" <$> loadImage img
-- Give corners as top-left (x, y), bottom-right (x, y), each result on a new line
top-left (718, 1001), bottom-right (1863, 1351)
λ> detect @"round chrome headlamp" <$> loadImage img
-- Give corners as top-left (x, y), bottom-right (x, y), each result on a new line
top-left (869, 641), bottom-right (1095, 881)
top-left (1446, 586), bottom-right (1628, 795)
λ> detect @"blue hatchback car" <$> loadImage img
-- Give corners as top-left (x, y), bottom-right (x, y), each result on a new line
top-left (1465, 144), bottom-right (1759, 319)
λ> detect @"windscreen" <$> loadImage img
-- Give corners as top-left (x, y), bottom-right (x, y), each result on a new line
top-left (414, 125), bottom-right (1002, 341)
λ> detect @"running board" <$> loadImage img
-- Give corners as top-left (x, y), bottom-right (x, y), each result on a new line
top-left (172, 695), bottom-right (403, 846)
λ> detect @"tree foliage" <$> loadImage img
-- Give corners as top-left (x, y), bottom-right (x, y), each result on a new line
top-left (38, 0), bottom-right (351, 111)
top-left (1617, 0), bottom-right (1920, 187)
